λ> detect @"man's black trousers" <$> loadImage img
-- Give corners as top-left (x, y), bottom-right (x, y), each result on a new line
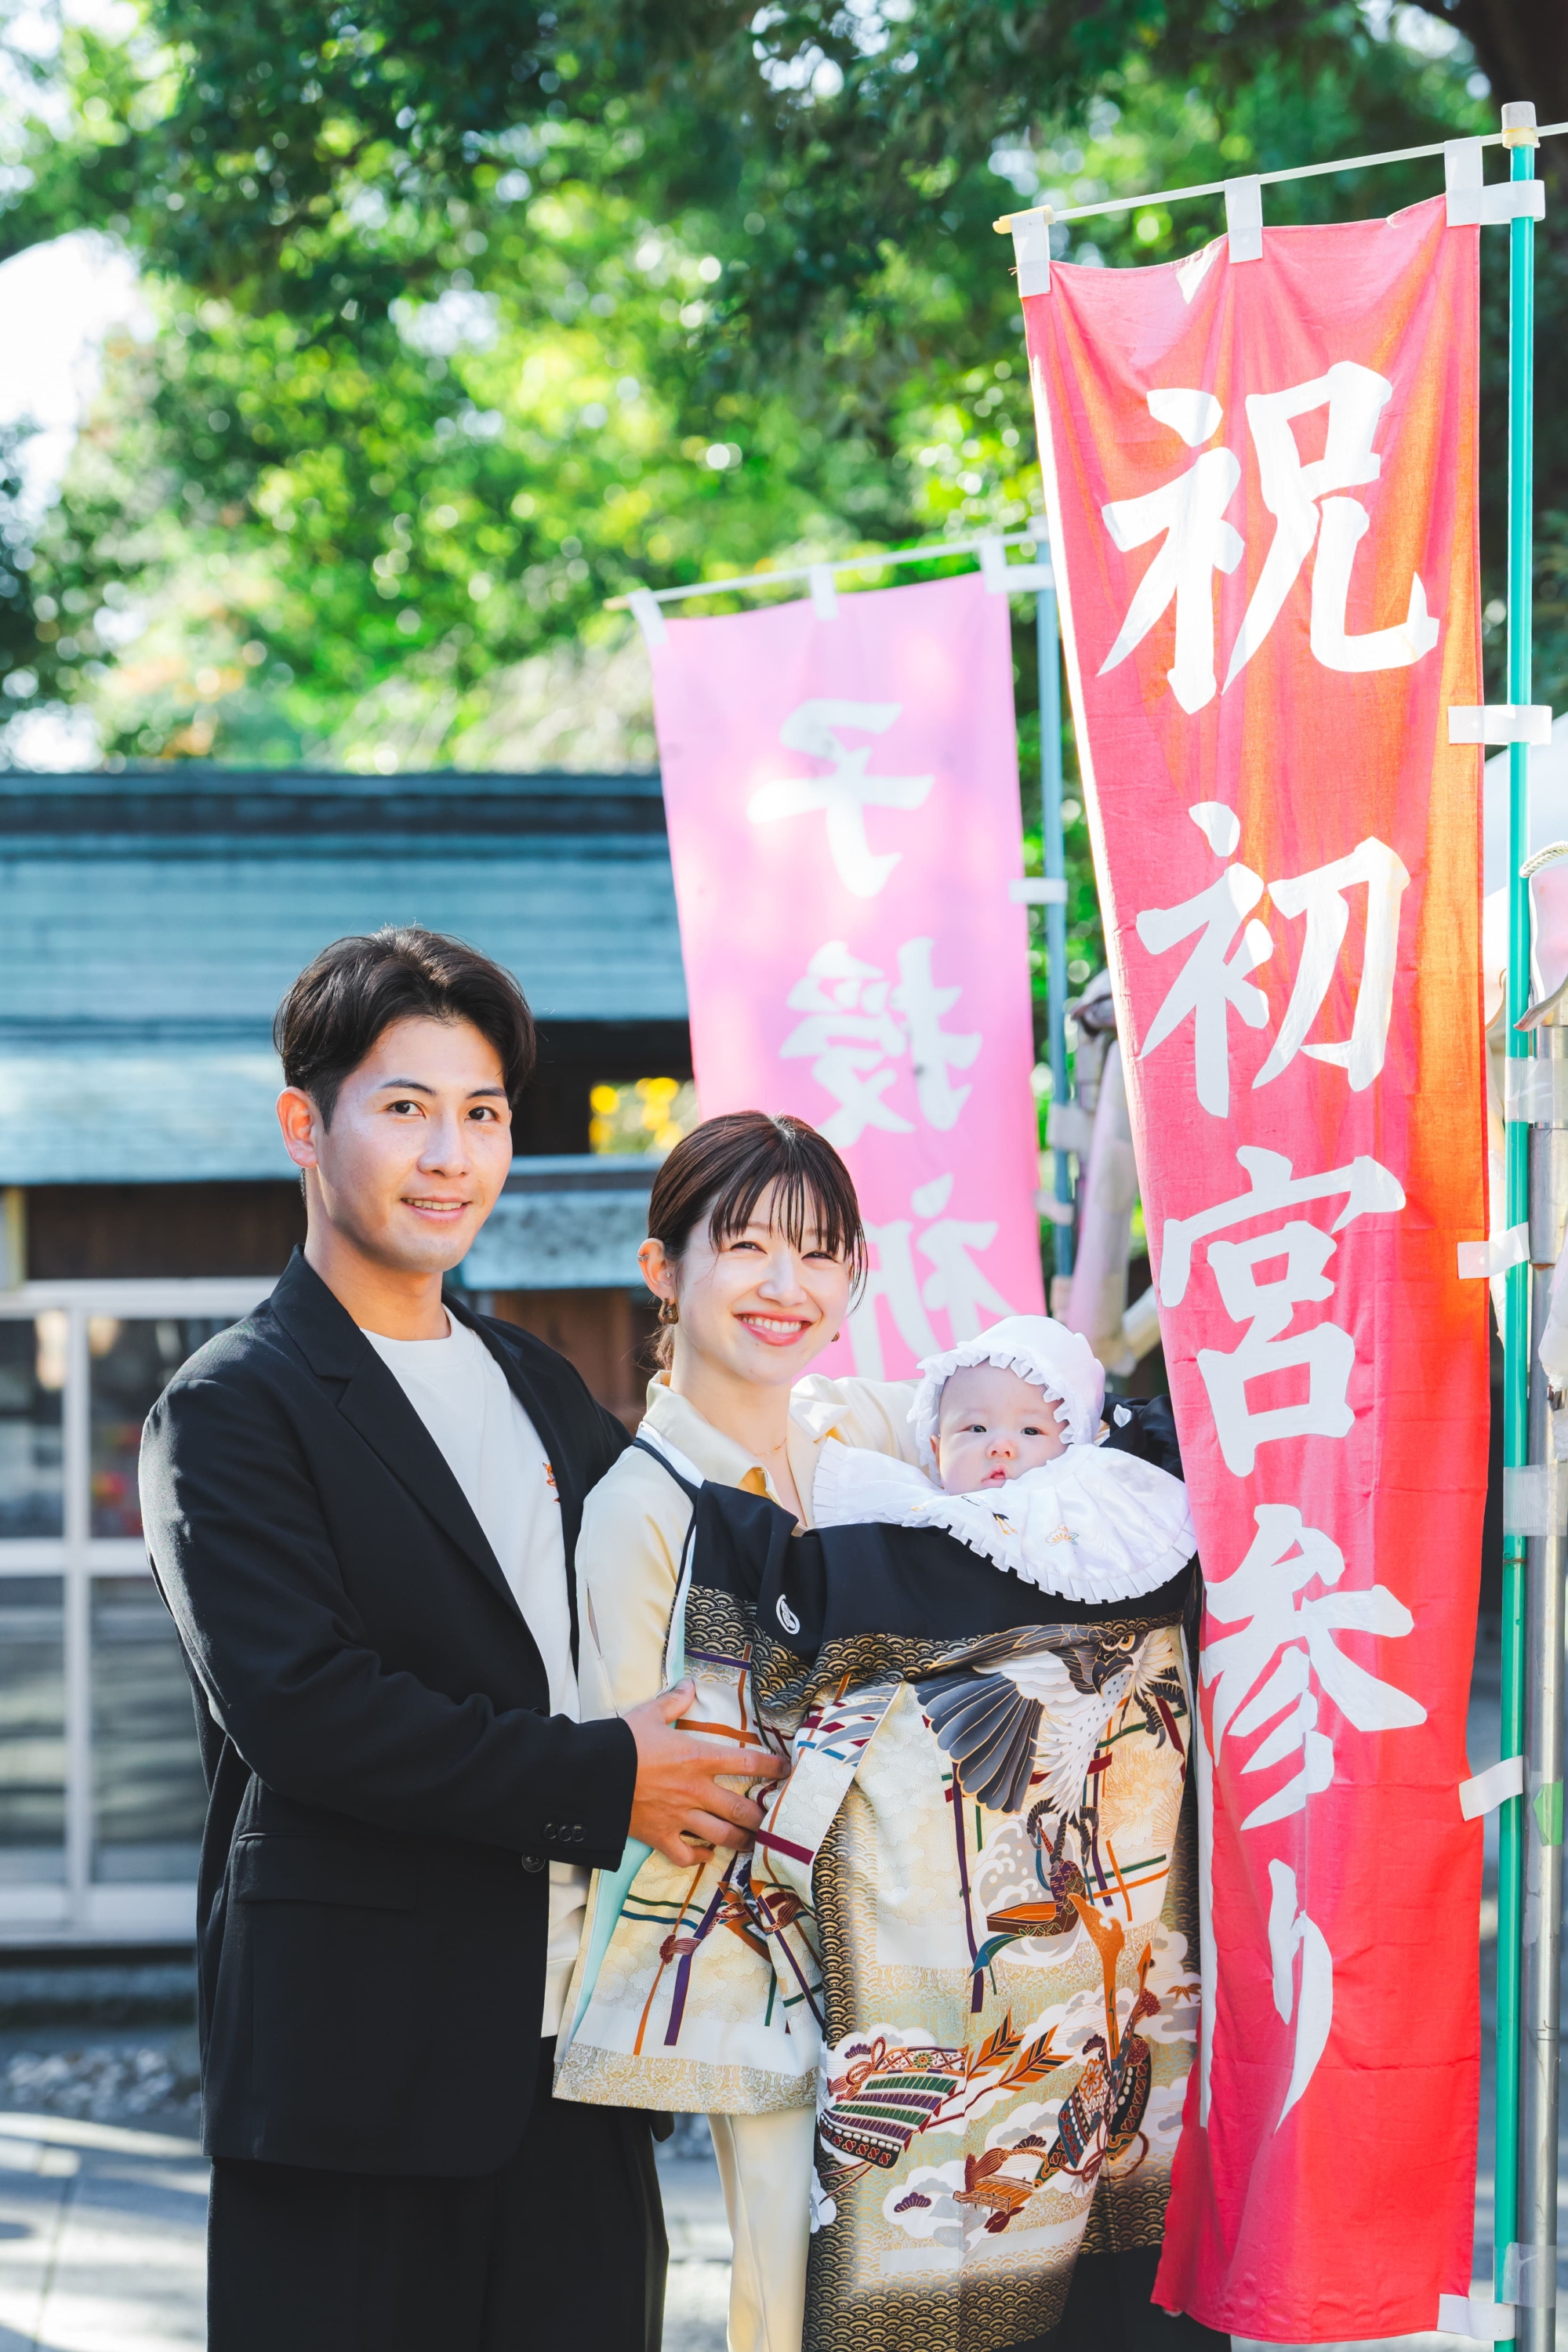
top-left (207, 2043), bottom-right (667, 2352)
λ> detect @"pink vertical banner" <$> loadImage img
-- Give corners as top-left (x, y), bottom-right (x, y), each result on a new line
top-left (646, 569), bottom-right (1044, 1376)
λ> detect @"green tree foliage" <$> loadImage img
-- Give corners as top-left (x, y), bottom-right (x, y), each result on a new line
top-left (0, 0), bottom-right (1557, 1005)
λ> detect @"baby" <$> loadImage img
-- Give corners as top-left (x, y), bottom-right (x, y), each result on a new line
top-left (934, 1356), bottom-right (1073, 1492)
top-left (815, 1313), bottom-right (1196, 1605)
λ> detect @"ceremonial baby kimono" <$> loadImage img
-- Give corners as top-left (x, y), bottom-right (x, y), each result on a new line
top-left (557, 1391), bottom-right (1207, 2351)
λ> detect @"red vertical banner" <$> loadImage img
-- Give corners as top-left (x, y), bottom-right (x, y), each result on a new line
top-left (1024, 197), bottom-right (1488, 2336)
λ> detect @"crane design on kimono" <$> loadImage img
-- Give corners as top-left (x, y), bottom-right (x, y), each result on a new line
top-left (917, 1625), bottom-right (1185, 1819)
top-left (915, 1625), bottom-right (1187, 1973)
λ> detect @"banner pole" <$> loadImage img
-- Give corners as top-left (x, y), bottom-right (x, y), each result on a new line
top-left (1036, 586), bottom-right (1075, 1280)
top-left (1497, 99), bottom-right (1539, 2310)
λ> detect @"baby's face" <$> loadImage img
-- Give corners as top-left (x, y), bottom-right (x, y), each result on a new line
top-left (935, 1363), bottom-right (1069, 1494)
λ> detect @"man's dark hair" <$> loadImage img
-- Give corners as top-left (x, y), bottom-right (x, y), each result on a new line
top-left (274, 927), bottom-right (536, 1126)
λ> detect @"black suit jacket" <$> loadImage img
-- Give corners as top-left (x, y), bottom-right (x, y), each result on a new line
top-left (139, 1249), bottom-right (637, 2177)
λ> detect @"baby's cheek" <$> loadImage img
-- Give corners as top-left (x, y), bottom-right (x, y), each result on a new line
top-left (936, 1437), bottom-right (979, 1494)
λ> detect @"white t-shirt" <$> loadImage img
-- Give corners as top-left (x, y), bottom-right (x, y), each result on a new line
top-left (365, 1311), bottom-right (588, 2038)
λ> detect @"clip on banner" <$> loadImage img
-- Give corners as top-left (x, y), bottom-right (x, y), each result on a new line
top-left (1010, 209), bottom-right (1054, 296)
top-left (1444, 138), bottom-right (1548, 227)
top-left (1438, 2292), bottom-right (1516, 2342)
top-left (808, 564), bottom-right (839, 621)
top-left (978, 535), bottom-right (1054, 595)
top-left (1448, 705), bottom-right (1553, 744)
top-left (1224, 176), bottom-right (1263, 262)
top-left (627, 589), bottom-right (667, 649)
top-left (1460, 1755), bottom-right (1525, 1820)
top-left (1458, 1225), bottom-right (1530, 1278)
top-left (1008, 877), bottom-right (1068, 905)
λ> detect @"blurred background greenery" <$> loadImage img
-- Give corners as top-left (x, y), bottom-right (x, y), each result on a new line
top-left (0, 0), bottom-right (1558, 1024)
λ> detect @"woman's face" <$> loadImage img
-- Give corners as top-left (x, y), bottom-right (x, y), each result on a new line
top-left (638, 1181), bottom-right (857, 1392)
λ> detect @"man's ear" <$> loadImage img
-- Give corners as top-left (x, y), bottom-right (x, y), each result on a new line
top-left (277, 1087), bottom-right (323, 1171)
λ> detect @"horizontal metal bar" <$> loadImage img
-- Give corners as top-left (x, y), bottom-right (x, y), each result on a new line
top-left (993, 119), bottom-right (1568, 233)
top-left (604, 526), bottom-right (1047, 612)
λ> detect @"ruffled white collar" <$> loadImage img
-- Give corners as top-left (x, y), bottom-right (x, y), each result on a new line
top-left (811, 1437), bottom-right (1196, 1606)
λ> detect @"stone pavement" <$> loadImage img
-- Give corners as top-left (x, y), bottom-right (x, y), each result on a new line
top-left (0, 1627), bottom-right (1544, 2350)
top-left (0, 2108), bottom-right (205, 2352)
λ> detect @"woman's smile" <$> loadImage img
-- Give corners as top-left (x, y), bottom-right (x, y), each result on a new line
top-left (737, 1310), bottom-right (816, 1346)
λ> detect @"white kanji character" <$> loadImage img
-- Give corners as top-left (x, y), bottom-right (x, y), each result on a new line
top-left (891, 939), bottom-right (980, 1131)
top-left (780, 942), bottom-right (913, 1148)
top-left (1136, 858), bottom-right (1274, 1118)
top-left (1225, 361), bottom-right (1439, 688)
top-left (1159, 1148), bottom-right (1405, 1474)
top-left (913, 1172), bottom-right (1014, 1338)
top-left (746, 702), bottom-right (935, 898)
top-left (1203, 1503), bottom-right (1425, 1830)
top-left (1159, 1145), bottom-right (1406, 1306)
top-left (1201, 1221), bottom-right (1355, 1475)
top-left (1266, 1860), bottom-right (1333, 2124)
top-left (846, 1174), bottom-right (1017, 1375)
top-left (846, 1206), bottom-right (941, 1377)
top-left (1253, 837), bottom-right (1410, 1093)
top-left (1098, 389), bottom-right (1242, 716)
top-left (781, 939), bottom-right (980, 1146)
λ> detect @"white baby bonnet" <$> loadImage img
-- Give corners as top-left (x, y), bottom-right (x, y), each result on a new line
top-left (909, 1313), bottom-right (1105, 1469)
top-left (812, 1439), bottom-right (1196, 1606)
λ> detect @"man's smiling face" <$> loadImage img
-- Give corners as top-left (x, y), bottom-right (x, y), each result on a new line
top-left (282, 1013), bottom-right (514, 1276)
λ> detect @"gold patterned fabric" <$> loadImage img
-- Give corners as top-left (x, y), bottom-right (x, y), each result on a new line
top-left (557, 1468), bottom-right (1203, 2352)
top-left (798, 1612), bottom-right (1200, 2351)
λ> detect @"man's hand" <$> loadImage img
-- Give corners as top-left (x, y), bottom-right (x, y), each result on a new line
top-left (623, 1681), bottom-right (786, 1869)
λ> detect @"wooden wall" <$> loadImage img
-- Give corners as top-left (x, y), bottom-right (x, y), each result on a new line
top-left (21, 1184), bottom-right (659, 1425)
top-left (485, 1287), bottom-right (660, 1429)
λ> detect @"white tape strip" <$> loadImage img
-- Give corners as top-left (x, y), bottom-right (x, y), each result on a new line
top-left (1046, 1102), bottom-right (1094, 1155)
top-left (626, 590), bottom-right (666, 648)
top-left (1503, 1465), bottom-right (1568, 1538)
top-left (1009, 877), bottom-right (1068, 904)
top-left (1449, 705), bottom-right (1553, 746)
top-left (1503, 2245), bottom-right (1555, 2308)
top-left (1461, 1755), bottom-right (1524, 1820)
top-left (1011, 211), bottom-right (1053, 296)
top-left (1445, 140), bottom-right (1548, 227)
top-left (1439, 2292), bottom-right (1516, 2341)
top-left (808, 565), bottom-right (838, 620)
top-left (1225, 176), bottom-right (1262, 263)
top-left (1505, 1059), bottom-right (1568, 1124)
top-left (982, 536), bottom-right (1055, 595)
top-left (1035, 1191), bottom-right (1076, 1225)
top-left (1458, 1225), bottom-right (1530, 1279)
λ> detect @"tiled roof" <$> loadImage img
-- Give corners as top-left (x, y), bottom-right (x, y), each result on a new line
top-left (0, 770), bottom-right (686, 1184)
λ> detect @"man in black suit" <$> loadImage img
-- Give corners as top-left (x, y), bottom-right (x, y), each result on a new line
top-left (140, 925), bottom-right (779, 2352)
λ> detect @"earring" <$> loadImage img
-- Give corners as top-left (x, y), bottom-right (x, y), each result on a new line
top-left (657, 1298), bottom-right (680, 1327)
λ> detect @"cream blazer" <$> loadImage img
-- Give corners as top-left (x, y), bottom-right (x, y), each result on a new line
top-left (576, 1370), bottom-right (920, 1720)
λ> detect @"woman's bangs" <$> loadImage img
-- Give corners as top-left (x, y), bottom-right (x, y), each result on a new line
top-left (706, 1143), bottom-right (866, 1276)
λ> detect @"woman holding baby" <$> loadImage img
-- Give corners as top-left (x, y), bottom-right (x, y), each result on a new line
top-left (561, 1111), bottom-right (1227, 2352)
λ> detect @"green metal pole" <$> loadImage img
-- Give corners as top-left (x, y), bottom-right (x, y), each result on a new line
top-left (1037, 586), bottom-right (1075, 1279)
top-left (1496, 111), bottom-right (1537, 2300)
